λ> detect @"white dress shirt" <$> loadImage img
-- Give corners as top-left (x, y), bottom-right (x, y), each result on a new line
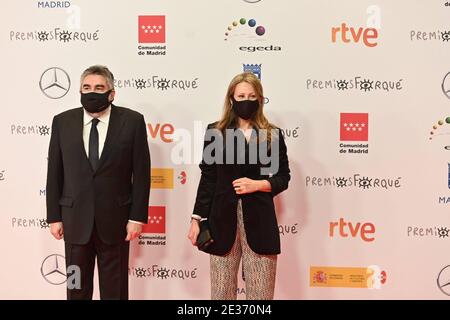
top-left (83, 106), bottom-right (144, 226)
top-left (83, 106), bottom-right (111, 158)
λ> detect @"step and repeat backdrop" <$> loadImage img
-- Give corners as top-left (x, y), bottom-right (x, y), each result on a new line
top-left (1, 0), bottom-right (450, 299)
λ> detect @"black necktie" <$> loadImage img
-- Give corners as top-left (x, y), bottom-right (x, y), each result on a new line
top-left (89, 118), bottom-right (100, 171)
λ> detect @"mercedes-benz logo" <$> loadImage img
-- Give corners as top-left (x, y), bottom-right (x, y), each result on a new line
top-left (437, 265), bottom-right (450, 296)
top-left (41, 254), bottom-right (66, 285)
top-left (442, 71), bottom-right (450, 100)
top-left (39, 67), bottom-right (71, 99)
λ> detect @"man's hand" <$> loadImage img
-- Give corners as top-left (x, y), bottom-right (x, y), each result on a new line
top-left (125, 221), bottom-right (143, 241)
top-left (50, 222), bottom-right (64, 240)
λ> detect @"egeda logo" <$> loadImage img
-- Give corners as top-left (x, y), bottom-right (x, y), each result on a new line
top-left (428, 72), bottom-right (450, 149)
top-left (224, 17), bottom-right (281, 52)
top-left (224, 18), bottom-right (265, 39)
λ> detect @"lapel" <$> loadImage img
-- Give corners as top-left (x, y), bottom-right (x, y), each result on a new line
top-left (74, 107), bottom-right (92, 172)
top-left (96, 105), bottom-right (124, 172)
top-left (221, 124), bottom-right (239, 180)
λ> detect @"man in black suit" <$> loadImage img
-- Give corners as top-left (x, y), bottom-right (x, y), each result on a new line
top-left (46, 65), bottom-right (151, 300)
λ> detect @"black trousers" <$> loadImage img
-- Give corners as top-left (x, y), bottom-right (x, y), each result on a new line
top-left (64, 224), bottom-right (130, 300)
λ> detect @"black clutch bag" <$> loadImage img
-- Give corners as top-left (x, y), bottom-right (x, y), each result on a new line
top-left (197, 220), bottom-right (214, 251)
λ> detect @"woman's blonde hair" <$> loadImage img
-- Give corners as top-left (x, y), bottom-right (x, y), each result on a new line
top-left (216, 72), bottom-right (276, 143)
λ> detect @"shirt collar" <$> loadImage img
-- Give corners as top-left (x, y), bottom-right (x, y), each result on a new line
top-left (83, 105), bottom-right (112, 126)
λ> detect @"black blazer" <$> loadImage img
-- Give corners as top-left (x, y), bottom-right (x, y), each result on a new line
top-left (46, 105), bottom-right (151, 245)
top-left (193, 122), bottom-right (290, 255)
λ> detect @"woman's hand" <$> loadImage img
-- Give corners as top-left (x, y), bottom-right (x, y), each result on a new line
top-left (187, 219), bottom-right (200, 246)
top-left (232, 178), bottom-right (271, 194)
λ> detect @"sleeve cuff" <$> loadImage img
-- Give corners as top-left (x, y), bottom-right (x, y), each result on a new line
top-left (191, 214), bottom-right (207, 221)
top-left (128, 219), bottom-right (145, 225)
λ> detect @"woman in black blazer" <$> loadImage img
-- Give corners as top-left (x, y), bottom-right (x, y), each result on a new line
top-left (188, 72), bottom-right (290, 300)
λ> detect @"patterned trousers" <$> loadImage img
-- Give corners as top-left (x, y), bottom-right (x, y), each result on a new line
top-left (210, 199), bottom-right (277, 300)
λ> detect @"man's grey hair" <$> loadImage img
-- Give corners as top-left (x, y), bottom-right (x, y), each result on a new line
top-left (80, 65), bottom-right (114, 89)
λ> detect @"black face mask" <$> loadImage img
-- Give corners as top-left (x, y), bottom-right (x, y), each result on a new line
top-left (231, 97), bottom-right (259, 120)
top-left (80, 90), bottom-right (113, 113)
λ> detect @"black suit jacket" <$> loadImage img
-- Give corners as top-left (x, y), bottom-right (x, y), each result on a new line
top-left (193, 122), bottom-right (290, 255)
top-left (46, 105), bottom-right (151, 245)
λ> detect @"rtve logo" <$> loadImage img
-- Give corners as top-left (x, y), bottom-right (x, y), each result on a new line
top-left (147, 123), bottom-right (174, 143)
top-left (331, 23), bottom-right (378, 47)
top-left (329, 218), bottom-right (376, 242)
